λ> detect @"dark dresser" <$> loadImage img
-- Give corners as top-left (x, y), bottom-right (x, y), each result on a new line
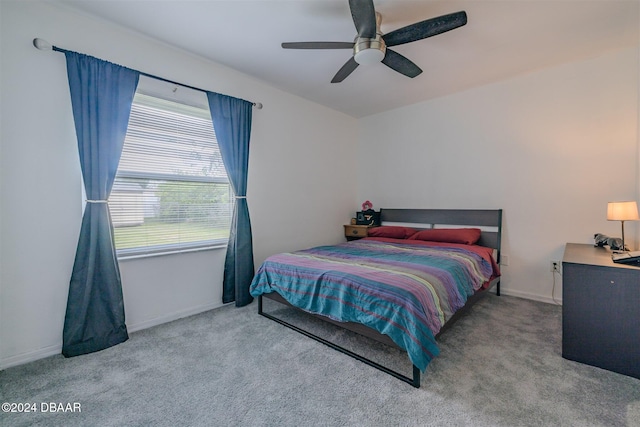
top-left (562, 243), bottom-right (640, 379)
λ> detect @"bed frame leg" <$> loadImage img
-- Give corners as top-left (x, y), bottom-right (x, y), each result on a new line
top-left (496, 281), bottom-right (501, 296)
top-left (412, 365), bottom-right (420, 388)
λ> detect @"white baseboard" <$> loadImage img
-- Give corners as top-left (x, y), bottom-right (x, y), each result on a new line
top-left (0, 343), bottom-right (62, 370)
top-left (127, 301), bottom-right (223, 333)
top-left (500, 288), bottom-right (562, 306)
top-left (1, 302), bottom-right (224, 371)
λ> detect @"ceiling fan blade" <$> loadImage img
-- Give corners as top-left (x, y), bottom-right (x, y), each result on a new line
top-left (282, 42), bottom-right (355, 49)
top-left (383, 11), bottom-right (467, 47)
top-left (381, 49), bottom-right (422, 78)
top-left (331, 57), bottom-right (359, 83)
top-left (348, 0), bottom-right (377, 38)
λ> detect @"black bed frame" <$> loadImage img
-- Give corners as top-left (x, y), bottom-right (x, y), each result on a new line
top-left (257, 208), bottom-right (503, 388)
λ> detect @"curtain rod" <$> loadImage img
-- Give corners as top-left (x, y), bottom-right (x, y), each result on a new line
top-left (32, 38), bottom-right (263, 109)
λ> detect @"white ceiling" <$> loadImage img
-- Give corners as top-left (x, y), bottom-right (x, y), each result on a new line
top-left (56, 0), bottom-right (639, 118)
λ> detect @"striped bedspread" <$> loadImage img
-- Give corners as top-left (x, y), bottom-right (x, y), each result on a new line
top-left (249, 239), bottom-right (496, 371)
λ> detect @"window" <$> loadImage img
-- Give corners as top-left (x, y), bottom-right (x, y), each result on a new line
top-left (110, 79), bottom-right (231, 258)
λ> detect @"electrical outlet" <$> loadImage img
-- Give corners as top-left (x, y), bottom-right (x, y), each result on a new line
top-left (550, 260), bottom-right (561, 273)
top-left (501, 254), bottom-right (509, 266)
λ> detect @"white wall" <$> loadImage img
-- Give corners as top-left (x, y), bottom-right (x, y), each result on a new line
top-left (358, 47), bottom-right (639, 303)
top-left (0, 1), bottom-right (358, 368)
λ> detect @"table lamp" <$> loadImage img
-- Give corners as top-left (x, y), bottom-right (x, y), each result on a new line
top-left (607, 201), bottom-right (639, 251)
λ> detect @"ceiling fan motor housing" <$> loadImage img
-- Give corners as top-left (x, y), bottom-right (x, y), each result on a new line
top-left (353, 34), bottom-right (386, 65)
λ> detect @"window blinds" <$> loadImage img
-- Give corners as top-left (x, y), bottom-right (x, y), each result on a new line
top-left (111, 93), bottom-right (231, 257)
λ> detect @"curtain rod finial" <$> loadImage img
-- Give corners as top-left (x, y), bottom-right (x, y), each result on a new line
top-left (253, 102), bottom-right (263, 110)
top-left (33, 38), bottom-right (52, 51)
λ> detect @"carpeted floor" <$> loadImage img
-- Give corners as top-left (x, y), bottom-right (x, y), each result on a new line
top-left (1, 294), bottom-right (639, 427)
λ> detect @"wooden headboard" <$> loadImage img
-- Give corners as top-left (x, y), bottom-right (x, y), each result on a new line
top-left (380, 208), bottom-right (503, 262)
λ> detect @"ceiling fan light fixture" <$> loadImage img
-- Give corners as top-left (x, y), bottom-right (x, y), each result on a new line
top-left (354, 47), bottom-right (384, 65)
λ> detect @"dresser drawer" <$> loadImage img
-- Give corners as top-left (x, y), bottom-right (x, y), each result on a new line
top-left (344, 225), bottom-right (369, 239)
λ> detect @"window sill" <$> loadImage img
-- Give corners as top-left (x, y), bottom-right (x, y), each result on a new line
top-left (117, 243), bottom-right (227, 261)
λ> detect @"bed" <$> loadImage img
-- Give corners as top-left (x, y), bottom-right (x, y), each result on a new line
top-left (250, 208), bottom-right (502, 387)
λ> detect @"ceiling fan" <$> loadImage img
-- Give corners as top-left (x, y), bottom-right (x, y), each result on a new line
top-left (282, 0), bottom-right (467, 83)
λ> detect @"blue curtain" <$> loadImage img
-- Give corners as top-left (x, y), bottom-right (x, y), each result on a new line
top-left (206, 93), bottom-right (254, 307)
top-left (58, 49), bottom-right (140, 357)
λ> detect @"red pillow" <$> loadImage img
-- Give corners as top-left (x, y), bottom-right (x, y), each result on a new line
top-left (367, 226), bottom-right (417, 239)
top-left (408, 228), bottom-right (481, 245)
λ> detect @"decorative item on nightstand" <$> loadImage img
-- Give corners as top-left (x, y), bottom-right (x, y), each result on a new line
top-left (356, 200), bottom-right (381, 226)
top-left (606, 201), bottom-right (639, 251)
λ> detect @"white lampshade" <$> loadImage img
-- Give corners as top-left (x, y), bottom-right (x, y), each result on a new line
top-left (607, 201), bottom-right (639, 221)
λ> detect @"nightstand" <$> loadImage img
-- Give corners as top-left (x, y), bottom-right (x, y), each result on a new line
top-left (344, 224), bottom-right (369, 241)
